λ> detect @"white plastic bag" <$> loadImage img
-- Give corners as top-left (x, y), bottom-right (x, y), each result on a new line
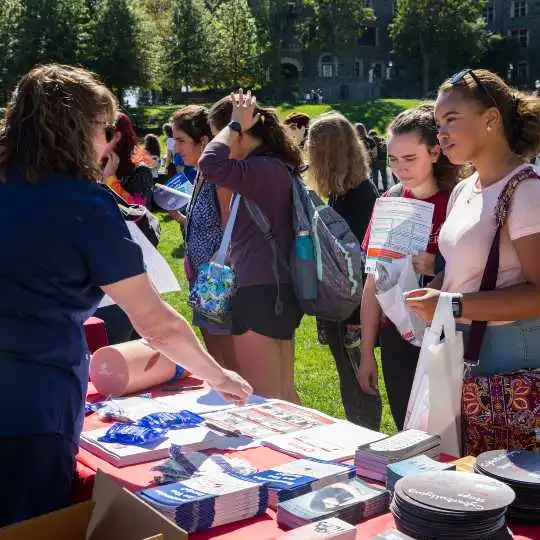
top-left (404, 293), bottom-right (464, 457)
top-left (375, 257), bottom-right (425, 346)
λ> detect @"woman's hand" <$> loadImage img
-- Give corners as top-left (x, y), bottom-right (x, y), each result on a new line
top-left (208, 369), bottom-right (253, 406)
top-left (103, 151), bottom-right (120, 179)
top-left (412, 252), bottom-right (435, 276)
top-left (168, 210), bottom-right (186, 225)
top-left (404, 288), bottom-right (441, 323)
top-left (357, 350), bottom-right (378, 396)
top-left (230, 89), bottom-right (260, 132)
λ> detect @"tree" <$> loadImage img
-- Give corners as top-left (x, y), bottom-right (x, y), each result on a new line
top-left (89, 0), bottom-right (158, 101)
top-left (0, 0), bottom-right (24, 101)
top-left (208, 0), bottom-right (265, 89)
top-left (9, 0), bottom-right (92, 81)
top-left (164, 0), bottom-right (212, 97)
top-left (389, 0), bottom-right (497, 96)
top-left (299, 0), bottom-right (374, 51)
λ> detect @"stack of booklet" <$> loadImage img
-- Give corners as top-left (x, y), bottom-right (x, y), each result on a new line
top-left (138, 469), bottom-right (268, 533)
top-left (391, 471), bottom-right (515, 539)
top-left (275, 517), bottom-right (356, 539)
top-left (264, 421), bottom-right (387, 462)
top-left (474, 450), bottom-right (540, 524)
top-left (79, 425), bottom-right (230, 467)
top-left (249, 458), bottom-right (356, 509)
top-left (152, 451), bottom-right (256, 485)
top-left (276, 477), bottom-right (389, 530)
top-left (355, 429), bottom-right (441, 482)
top-left (386, 454), bottom-right (456, 491)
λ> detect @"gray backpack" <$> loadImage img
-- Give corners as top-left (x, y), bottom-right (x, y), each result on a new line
top-left (245, 172), bottom-right (364, 322)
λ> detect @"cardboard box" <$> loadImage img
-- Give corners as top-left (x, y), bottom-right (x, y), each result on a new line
top-left (0, 470), bottom-right (187, 540)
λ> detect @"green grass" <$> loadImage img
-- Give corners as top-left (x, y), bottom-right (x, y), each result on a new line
top-left (133, 98), bottom-right (424, 136)
top-left (156, 212), bottom-right (397, 435)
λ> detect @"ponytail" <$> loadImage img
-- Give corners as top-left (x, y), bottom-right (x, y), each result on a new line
top-left (509, 92), bottom-right (540, 157)
top-left (208, 96), bottom-right (303, 169)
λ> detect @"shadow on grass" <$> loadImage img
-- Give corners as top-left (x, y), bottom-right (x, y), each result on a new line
top-left (172, 244), bottom-right (185, 259)
top-left (329, 100), bottom-right (407, 132)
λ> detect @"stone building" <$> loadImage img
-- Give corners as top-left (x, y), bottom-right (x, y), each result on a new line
top-left (255, 0), bottom-right (540, 100)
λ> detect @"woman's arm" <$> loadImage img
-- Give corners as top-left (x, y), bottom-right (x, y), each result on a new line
top-left (358, 274), bottom-right (381, 395)
top-left (406, 233), bottom-right (540, 322)
top-left (217, 187), bottom-right (233, 226)
top-left (102, 274), bottom-right (252, 403)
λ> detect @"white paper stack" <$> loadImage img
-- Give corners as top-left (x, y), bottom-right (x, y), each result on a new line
top-left (263, 421), bottom-right (388, 462)
top-left (249, 458), bottom-right (356, 509)
top-left (80, 425), bottom-right (242, 467)
top-left (275, 517), bottom-right (357, 539)
top-left (152, 451), bottom-right (257, 484)
top-left (138, 470), bottom-right (268, 533)
top-left (355, 429), bottom-right (441, 482)
top-left (277, 477), bottom-right (389, 530)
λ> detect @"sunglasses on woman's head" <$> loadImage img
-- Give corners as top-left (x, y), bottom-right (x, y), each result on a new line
top-left (450, 68), bottom-right (498, 109)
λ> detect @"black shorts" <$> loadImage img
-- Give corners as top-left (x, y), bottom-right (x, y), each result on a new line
top-left (231, 284), bottom-right (302, 340)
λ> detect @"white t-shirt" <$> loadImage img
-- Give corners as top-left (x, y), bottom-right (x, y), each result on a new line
top-left (166, 137), bottom-right (175, 153)
top-left (440, 163), bottom-right (540, 322)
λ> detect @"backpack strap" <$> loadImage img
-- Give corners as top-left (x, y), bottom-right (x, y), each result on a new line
top-left (464, 166), bottom-right (540, 366)
top-left (242, 198), bottom-right (286, 316)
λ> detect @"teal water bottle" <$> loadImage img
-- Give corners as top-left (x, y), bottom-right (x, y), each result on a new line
top-left (295, 230), bottom-right (318, 300)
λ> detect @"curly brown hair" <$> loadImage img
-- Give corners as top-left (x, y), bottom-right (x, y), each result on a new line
top-left (439, 68), bottom-right (540, 159)
top-left (208, 96), bottom-right (303, 169)
top-left (388, 103), bottom-right (462, 193)
top-left (306, 112), bottom-right (371, 197)
top-left (0, 64), bottom-right (117, 183)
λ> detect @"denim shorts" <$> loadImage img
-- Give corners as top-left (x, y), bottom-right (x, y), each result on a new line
top-left (458, 318), bottom-right (540, 376)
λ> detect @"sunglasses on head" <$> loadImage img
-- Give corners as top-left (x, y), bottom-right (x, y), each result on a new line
top-left (450, 68), bottom-right (498, 109)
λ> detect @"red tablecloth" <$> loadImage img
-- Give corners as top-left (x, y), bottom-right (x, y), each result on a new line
top-left (83, 316), bottom-right (108, 353)
top-left (76, 384), bottom-right (540, 540)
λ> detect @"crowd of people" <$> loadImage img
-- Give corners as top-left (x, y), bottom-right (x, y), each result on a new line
top-left (1, 62), bottom-right (540, 527)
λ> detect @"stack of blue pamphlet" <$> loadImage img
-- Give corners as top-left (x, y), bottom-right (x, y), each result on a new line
top-left (386, 454), bottom-right (456, 491)
top-left (249, 458), bottom-right (356, 509)
top-left (138, 469), bottom-right (268, 533)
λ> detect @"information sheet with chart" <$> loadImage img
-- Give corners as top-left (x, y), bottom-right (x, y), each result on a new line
top-left (365, 197), bottom-right (435, 275)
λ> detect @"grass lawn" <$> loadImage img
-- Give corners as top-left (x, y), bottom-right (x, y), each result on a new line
top-left (156, 212), bottom-right (397, 436)
top-left (133, 98), bottom-right (424, 136)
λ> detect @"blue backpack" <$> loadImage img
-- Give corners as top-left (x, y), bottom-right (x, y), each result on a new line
top-left (245, 171), bottom-right (363, 322)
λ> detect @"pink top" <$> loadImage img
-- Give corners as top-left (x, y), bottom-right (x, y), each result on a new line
top-left (439, 164), bottom-right (540, 323)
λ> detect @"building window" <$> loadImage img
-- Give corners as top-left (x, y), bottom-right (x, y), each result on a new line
top-left (483, 0), bottom-right (494, 22)
top-left (517, 61), bottom-right (528, 80)
top-left (510, 28), bottom-right (529, 48)
top-left (286, 0), bottom-right (298, 17)
top-left (320, 54), bottom-right (334, 78)
top-left (354, 60), bottom-right (362, 78)
top-left (358, 26), bottom-right (378, 47)
top-left (510, 0), bottom-right (527, 18)
top-left (363, 0), bottom-right (374, 7)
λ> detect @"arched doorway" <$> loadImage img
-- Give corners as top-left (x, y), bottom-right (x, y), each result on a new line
top-left (280, 57), bottom-right (303, 100)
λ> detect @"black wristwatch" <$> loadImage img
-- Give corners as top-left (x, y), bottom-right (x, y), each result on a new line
top-left (228, 121), bottom-right (242, 134)
top-left (451, 294), bottom-right (463, 318)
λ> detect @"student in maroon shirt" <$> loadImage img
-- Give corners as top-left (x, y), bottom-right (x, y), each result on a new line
top-left (359, 104), bottom-right (462, 430)
top-left (199, 91), bottom-right (303, 403)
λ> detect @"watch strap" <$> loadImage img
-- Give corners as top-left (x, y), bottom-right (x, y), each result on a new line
top-left (228, 121), bottom-right (242, 133)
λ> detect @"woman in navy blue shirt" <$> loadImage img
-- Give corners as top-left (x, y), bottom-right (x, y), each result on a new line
top-left (0, 64), bottom-right (251, 526)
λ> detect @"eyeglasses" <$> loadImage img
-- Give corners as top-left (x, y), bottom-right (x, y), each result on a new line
top-left (92, 120), bottom-right (117, 143)
top-left (450, 68), bottom-right (498, 110)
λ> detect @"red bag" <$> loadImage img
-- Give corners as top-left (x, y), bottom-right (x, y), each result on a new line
top-left (461, 166), bottom-right (540, 455)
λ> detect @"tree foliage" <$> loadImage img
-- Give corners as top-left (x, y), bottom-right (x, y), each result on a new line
top-left (389, 0), bottom-right (496, 95)
top-left (208, 0), bottom-right (265, 89)
top-left (165, 0), bottom-right (212, 93)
